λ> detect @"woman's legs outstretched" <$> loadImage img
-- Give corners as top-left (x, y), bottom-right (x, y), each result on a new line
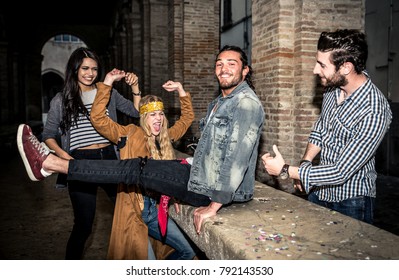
top-left (67, 158), bottom-right (210, 207)
top-left (17, 125), bottom-right (209, 206)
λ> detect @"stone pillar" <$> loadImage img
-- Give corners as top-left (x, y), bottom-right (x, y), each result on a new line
top-left (24, 52), bottom-right (44, 123)
top-left (252, 0), bottom-right (365, 191)
top-left (169, 0), bottom-right (220, 137)
top-left (0, 42), bottom-right (10, 124)
top-left (0, 47), bottom-right (43, 125)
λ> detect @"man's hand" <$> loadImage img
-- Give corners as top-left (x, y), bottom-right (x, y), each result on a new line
top-left (173, 202), bottom-right (180, 214)
top-left (293, 179), bottom-right (304, 192)
top-left (261, 145), bottom-right (285, 176)
top-left (193, 202), bottom-right (222, 234)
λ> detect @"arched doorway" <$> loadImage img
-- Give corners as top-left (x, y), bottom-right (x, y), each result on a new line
top-left (41, 34), bottom-right (87, 124)
top-left (41, 72), bottom-right (64, 124)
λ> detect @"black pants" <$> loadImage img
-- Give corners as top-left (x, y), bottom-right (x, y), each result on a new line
top-left (65, 145), bottom-right (117, 260)
top-left (68, 158), bottom-right (211, 207)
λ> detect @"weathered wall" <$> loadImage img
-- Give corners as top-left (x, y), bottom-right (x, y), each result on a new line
top-left (1, 0), bottom-right (396, 179)
top-left (167, 0), bottom-right (220, 136)
top-left (252, 0), bottom-right (365, 191)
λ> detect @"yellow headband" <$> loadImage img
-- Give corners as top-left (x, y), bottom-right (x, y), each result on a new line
top-left (140, 101), bottom-right (164, 116)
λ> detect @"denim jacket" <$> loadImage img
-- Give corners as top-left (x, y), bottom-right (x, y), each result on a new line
top-left (188, 81), bottom-right (265, 204)
top-left (42, 87), bottom-right (139, 155)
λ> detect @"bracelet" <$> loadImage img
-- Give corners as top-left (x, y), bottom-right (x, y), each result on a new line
top-left (133, 91), bottom-right (141, 96)
top-left (299, 159), bottom-right (311, 166)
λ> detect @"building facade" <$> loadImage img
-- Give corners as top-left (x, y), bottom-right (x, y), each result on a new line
top-left (0, 0), bottom-right (397, 190)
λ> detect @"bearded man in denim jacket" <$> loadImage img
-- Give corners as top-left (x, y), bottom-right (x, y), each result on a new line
top-left (188, 45), bottom-right (265, 232)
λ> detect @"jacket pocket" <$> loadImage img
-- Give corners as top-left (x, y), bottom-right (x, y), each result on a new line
top-left (212, 116), bottom-right (229, 146)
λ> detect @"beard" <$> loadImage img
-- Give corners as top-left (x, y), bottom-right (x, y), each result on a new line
top-left (218, 72), bottom-right (244, 90)
top-left (323, 71), bottom-right (348, 88)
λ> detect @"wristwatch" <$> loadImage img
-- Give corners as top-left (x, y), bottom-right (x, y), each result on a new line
top-left (279, 164), bottom-right (290, 180)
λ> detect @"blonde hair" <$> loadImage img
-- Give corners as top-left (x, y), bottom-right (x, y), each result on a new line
top-left (139, 95), bottom-right (176, 160)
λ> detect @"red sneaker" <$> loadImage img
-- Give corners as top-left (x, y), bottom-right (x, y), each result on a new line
top-left (17, 124), bottom-right (50, 181)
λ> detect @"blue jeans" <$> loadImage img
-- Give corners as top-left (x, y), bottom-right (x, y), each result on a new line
top-left (142, 196), bottom-right (195, 260)
top-left (308, 192), bottom-right (375, 224)
top-left (66, 145), bottom-right (117, 259)
top-left (68, 158), bottom-right (210, 206)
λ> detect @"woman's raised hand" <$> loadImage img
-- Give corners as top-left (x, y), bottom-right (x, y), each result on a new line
top-left (162, 80), bottom-right (186, 96)
top-left (125, 72), bottom-right (139, 87)
top-left (103, 68), bottom-right (126, 86)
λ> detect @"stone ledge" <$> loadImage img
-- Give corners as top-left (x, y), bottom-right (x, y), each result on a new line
top-left (169, 181), bottom-right (399, 260)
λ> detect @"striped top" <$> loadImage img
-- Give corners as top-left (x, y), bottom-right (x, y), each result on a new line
top-left (69, 88), bottom-right (110, 151)
top-left (299, 78), bottom-right (392, 202)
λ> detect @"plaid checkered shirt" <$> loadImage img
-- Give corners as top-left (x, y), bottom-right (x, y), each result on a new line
top-left (299, 77), bottom-right (392, 202)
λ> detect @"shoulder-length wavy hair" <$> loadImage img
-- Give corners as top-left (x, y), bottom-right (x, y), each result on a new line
top-left (139, 95), bottom-right (176, 160)
top-left (217, 45), bottom-right (255, 91)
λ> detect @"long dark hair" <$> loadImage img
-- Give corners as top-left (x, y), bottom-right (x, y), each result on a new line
top-left (60, 47), bottom-right (102, 133)
top-left (217, 45), bottom-right (255, 90)
top-left (317, 29), bottom-right (368, 74)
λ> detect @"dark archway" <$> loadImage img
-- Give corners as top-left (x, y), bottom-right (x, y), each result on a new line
top-left (0, 1), bottom-right (119, 125)
top-left (40, 33), bottom-right (88, 124)
top-left (41, 72), bottom-right (63, 113)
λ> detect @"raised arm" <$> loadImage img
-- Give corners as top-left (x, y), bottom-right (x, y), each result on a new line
top-left (162, 80), bottom-right (194, 141)
top-left (91, 69), bottom-right (137, 143)
top-left (162, 80), bottom-right (188, 97)
top-left (125, 72), bottom-right (141, 111)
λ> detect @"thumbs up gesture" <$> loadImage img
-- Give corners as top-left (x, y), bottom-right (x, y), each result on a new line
top-left (261, 145), bottom-right (285, 176)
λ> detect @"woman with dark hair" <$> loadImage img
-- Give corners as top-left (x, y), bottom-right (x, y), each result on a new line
top-left (41, 47), bottom-right (140, 259)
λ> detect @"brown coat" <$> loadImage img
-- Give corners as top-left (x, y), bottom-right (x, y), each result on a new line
top-left (91, 82), bottom-right (195, 259)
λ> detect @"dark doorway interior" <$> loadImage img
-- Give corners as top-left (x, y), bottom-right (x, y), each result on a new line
top-left (41, 72), bottom-right (64, 115)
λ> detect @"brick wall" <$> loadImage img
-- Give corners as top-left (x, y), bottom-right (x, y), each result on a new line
top-left (148, 0), bottom-right (170, 98)
top-left (110, 0), bottom-right (220, 140)
top-left (252, 0), bottom-right (365, 190)
top-left (168, 0), bottom-right (220, 138)
top-left (97, 0), bottom-right (367, 190)
top-left (90, 0), bottom-right (367, 190)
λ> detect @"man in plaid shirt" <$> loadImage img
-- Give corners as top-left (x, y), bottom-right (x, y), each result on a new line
top-left (263, 29), bottom-right (392, 224)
